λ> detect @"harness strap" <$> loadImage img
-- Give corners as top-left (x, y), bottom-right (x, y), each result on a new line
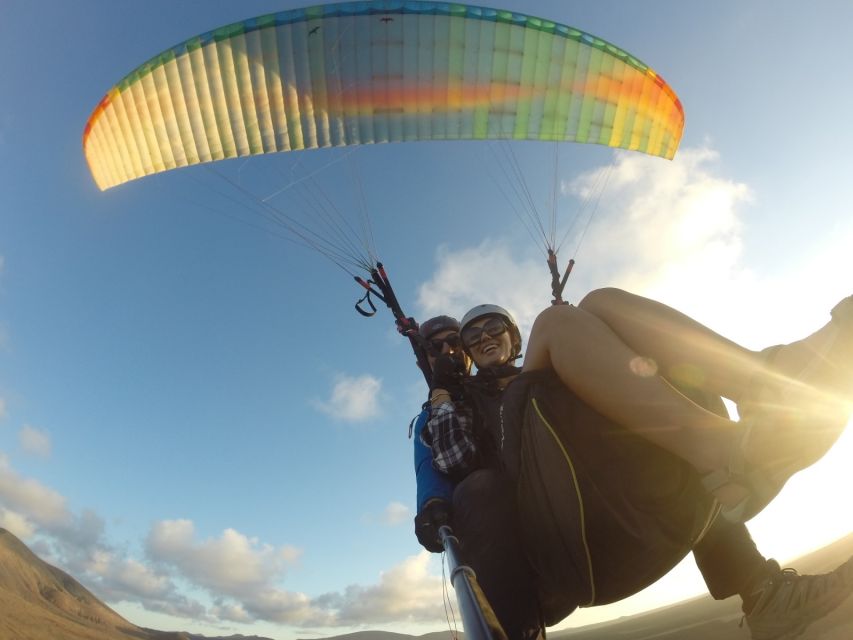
top-left (547, 250), bottom-right (574, 305)
top-left (354, 263), bottom-right (433, 387)
top-left (355, 289), bottom-right (378, 317)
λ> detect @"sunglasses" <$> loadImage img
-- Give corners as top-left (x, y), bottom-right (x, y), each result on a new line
top-left (461, 317), bottom-right (508, 348)
top-left (427, 333), bottom-right (462, 355)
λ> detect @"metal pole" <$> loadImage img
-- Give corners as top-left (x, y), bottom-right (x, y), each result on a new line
top-left (439, 526), bottom-right (508, 640)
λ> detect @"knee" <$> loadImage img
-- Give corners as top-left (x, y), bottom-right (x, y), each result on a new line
top-left (577, 287), bottom-right (629, 314)
top-left (524, 305), bottom-right (585, 370)
top-left (531, 303), bottom-right (581, 335)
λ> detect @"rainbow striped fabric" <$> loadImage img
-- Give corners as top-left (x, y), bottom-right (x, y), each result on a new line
top-left (83, 1), bottom-right (684, 190)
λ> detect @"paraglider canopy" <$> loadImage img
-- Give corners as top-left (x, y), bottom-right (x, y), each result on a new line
top-left (83, 0), bottom-right (684, 191)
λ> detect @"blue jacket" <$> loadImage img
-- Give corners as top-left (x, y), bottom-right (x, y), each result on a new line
top-left (413, 403), bottom-right (454, 512)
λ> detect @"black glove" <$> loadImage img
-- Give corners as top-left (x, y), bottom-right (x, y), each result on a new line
top-left (396, 316), bottom-right (418, 336)
top-left (414, 499), bottom-right (452, 553)
top-left (430, 353), bottom-right (467, 399)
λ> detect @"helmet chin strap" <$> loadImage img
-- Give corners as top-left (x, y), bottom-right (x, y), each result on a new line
top-left (474, 351), bottom-right (523, 379)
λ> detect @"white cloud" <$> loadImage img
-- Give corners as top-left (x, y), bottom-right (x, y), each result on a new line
top-left (312, 374), bottom-right (383, 422)
top-left (146, 520), bottom-right (302, 597)
top-left (0, 460), bottom-right (457, 630)
top-left (145, 519), bottom-right (333, 626)
top-left (417, 239), bottom-right (550, 339)
top-left (0, 453), bottom-right (71, 529)
top-left (242, 589), bottom-right (331, 626)
top-left (19, 424), bottom-right (51, 458)
top-left (0, 454), bottom-right (105, 566)
top-left (87, 548), bottom-right (170, 598)
top-left (559, 144), bottom-right (853, 348)
top-left (144, 519), bottom-right (449, 628)
top-left (562, 146), bottom-right (751, 305)
top-left (0, 459), bottom-right (441, 630)
top-left (313, 551), bottom-right (445, 625)
top-left (380, 501), bottom-right (410, 526)
top-left (88, 551), bottom-right (168, 598)
top-left (0, 455), bottom-right (204, 616)
top-left (210, 600), bottom-right (253, 622)
top-left (81, 546), bottom-right (206, 620)
top-left (0, 508), bottom-right (35, 539)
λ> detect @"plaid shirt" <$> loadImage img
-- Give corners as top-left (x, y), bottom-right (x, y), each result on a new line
top-left (419, 400), bottom-right (480, 480)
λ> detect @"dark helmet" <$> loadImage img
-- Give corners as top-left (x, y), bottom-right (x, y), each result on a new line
top-left (460, 304), bottom-right (522, 361)
top-left (419, 315), bottom-right (461, 339)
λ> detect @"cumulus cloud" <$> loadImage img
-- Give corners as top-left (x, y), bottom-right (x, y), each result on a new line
top-left (240, 589), bottom-right (331, 626)
top-left (145, 519), bottom-right (333, 626)
top-left (146, 520), bottom-right (302, 597)
top-left (562, 145), bottom-right (751, 304)
top-left (0, 507), bottom-right (35, 539)
top-left (0, 453), bottom-right (71, 530)
top-left (0, 457), bottom-right (447, 630)
top-left (202, 552), bottom-right (447, 627)
top-left (142, 519), bottom-right (450, 628)
top-left (312, 374), bottom-right (382, 422)
top-left (417, 239), bottom-right (550, 338)
top-left (0, 458), bottom-right (104, 559)
top-left (210, 600), bottom-right (253, 622)
top-left (313, 551), bottom-right (445, 625)
top-left (85, 550), bottom-right (206, 620)
top-left (19, 424), bottom-right (51, 458)
top-left (89, 551), bottom-right (171, 598)
top-left (0, 455), bottom-right (204, 616)
top-left (84, 548), bottom-right (205, 618)
top-left (0, 457), bottom-right (453, 630)
top-left (558, 144), bottom-right (853, 346)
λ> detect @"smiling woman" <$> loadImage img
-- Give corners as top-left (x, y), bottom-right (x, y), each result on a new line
top-left (461, 304), bottom-right (522, 371)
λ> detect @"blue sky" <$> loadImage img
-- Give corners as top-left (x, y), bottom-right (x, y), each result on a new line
top-left (1, 1), bottom-right (853, 638)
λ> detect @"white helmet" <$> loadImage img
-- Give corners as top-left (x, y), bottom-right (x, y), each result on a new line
top-left (460, 304), bottom-right (522, 361)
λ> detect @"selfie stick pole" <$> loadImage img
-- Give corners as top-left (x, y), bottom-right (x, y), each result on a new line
top-left (439, 525), bottom-right (508, 640)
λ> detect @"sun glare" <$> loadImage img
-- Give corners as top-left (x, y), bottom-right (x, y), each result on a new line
top-left (723, 259), bottom-right (853, 557)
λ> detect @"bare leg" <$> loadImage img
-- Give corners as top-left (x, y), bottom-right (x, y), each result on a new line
top-left (522, 303), bottom-right (735, 472)
top-left (578, 288), bottom-right (766, 400)
top-left (578, 288), bottom-right (853, 410)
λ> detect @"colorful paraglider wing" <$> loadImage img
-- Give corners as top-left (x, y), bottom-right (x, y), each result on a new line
top-left (83, 1), bottom-right (684, 191)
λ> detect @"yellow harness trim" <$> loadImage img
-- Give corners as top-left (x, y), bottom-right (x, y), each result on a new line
top-left (531, 397), bottom-right (597, 607)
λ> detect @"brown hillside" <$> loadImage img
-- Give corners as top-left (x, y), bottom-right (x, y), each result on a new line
top-left (0, 528), bottom-right (150, 640)
top-left (0, 529), bottom-right (274, 640)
